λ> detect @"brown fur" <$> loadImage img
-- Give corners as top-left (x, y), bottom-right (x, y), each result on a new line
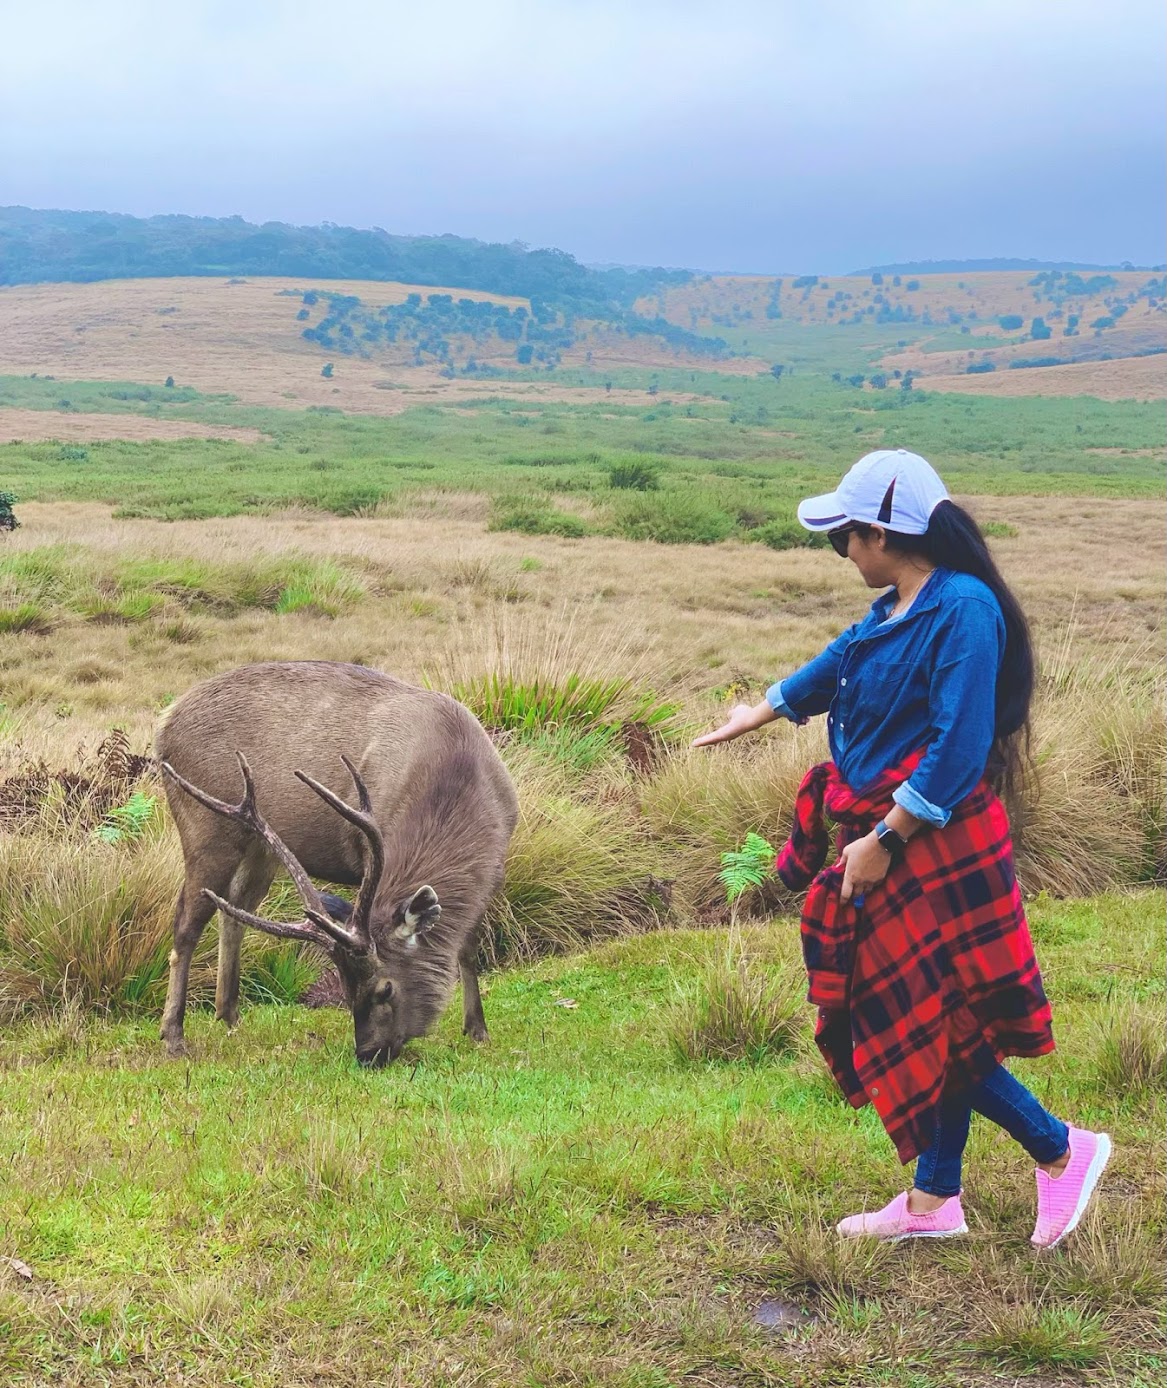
top-left (156, 661), bottom-right (518, 1062)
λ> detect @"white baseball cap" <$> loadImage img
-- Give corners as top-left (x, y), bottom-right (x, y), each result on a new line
top-left (797, 449), bottom-right (950, 536)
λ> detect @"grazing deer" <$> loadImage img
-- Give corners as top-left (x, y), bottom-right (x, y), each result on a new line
top-left (156, 661), bottom-right (518, 1066)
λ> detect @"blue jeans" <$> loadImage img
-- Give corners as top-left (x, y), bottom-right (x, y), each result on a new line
top-left (914, 1064), bottom-right (1070, 1197)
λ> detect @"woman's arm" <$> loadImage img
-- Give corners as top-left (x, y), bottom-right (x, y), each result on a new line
top-left (771, 620), bottom-right (862, 720)
top-left (693, 621), bottom-right (863, 747)
top-left (691, 698), bottom-right (777, 746)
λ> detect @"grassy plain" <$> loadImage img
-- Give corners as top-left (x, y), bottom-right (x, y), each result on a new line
top-left (0, 280), bottom-right (1164, 1383)
top-left (0, 897), bottom-right (1163, 1387)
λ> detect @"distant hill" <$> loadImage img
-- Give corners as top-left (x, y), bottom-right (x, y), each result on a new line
top-left (851, 257), bottom-right (1165, 275)
top-left (0, 206), bottom-right (692, 314)
top-left (0, 206), bottom-right (735, 368)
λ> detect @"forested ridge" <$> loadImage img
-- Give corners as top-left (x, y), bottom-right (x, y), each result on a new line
top-left (0, 206), bottom-right (691, 313)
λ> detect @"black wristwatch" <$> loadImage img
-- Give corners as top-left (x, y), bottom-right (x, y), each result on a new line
top-left (874, 819), bottom-right (909, 860)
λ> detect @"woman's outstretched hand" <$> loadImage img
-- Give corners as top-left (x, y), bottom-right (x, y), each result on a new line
top-left (692, 700), bottom-right (776, 747)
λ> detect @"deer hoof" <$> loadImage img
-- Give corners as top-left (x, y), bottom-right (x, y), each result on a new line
top-left (164, 1036), bottom-right (189, 1059)
top-left (463, 1021), bottom-right (489, 1044)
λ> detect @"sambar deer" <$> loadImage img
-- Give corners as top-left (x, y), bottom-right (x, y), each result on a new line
top-left (156, 661), bottom-right (518, 1065)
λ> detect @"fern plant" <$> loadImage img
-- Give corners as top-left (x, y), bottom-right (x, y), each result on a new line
top-left (719, 831), bottom-right (776, 904)
top-left (93, 791), bottom-right (158, 845)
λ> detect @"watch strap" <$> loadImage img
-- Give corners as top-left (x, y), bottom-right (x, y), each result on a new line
top-left (874, 819), bottom-right (909, 859)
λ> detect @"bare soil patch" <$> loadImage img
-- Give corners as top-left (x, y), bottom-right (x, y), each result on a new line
top-left (0, 407), bottom-right (267, 445)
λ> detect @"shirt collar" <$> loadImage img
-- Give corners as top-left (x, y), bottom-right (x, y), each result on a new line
top-left (871, 567), bottom-right (945, 621)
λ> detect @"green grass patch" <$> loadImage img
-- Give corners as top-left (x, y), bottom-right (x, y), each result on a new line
top-left (1, 363), bottom-right (1163, 533)
top-left (0, 546), bottom-right (368, 627)
top-left (0, 895), bottom-right (1161, 1384)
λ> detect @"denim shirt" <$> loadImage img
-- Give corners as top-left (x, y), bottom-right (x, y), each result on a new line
top-left (766, 568), bottom-right (1005, 826)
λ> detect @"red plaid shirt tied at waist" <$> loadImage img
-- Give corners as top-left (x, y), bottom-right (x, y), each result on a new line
top-left (777, 750), bottom-right (1055, 1163)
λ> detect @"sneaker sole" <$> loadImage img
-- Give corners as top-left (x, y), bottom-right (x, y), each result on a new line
top-left (839, 1221), bottom-right (969, 1242)
top-left (1033, 1133), bottom-right (1112, 1250)
top-left (892, 1222), bottom-right (969, 1243)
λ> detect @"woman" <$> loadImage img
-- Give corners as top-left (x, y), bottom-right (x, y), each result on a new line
top-left (695, 448), bottom-right (1109, 1247)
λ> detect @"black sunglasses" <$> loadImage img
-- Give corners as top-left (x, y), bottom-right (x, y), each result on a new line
top-left (827, 523), bottom-right (858, 558)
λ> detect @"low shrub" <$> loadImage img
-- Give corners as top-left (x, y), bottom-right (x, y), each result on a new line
top-left (750, 520), bottom-right (828, 552)
top-left (488, 499), bottom-right (587, 538)
top-left (612, 493), bottom-right (734, 545)
top-left (606, 458), bottom-right (661, 491)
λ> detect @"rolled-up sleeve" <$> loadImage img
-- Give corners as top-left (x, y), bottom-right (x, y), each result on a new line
top-left (766, 622), bottom-right (861, 723)
top-left (892, 598), bottom-right (1004, 826)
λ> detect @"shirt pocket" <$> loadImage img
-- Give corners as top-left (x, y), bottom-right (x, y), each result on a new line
top-left (849, 655), bottom-right (920, 702)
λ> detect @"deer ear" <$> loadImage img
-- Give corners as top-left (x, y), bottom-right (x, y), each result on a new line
top-left (394, 885), bottom-right (441, 940)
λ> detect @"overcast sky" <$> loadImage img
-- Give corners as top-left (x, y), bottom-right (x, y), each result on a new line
top-left (2, 0), bottom-right (1163, 272)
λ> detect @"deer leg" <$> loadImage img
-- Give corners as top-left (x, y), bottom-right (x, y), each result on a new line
top-left (215, 848), bottom-right (276, 1030)
top-left (160, 878), bottom-right (224, 1057)
top-left (460, 949), bottom-right (489, 1044)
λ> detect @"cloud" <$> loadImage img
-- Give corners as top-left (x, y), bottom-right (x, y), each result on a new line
top-left (2, 0), bottom-right (1163, 268)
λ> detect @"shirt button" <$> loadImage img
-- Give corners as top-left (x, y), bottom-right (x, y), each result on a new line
top-left (870, 1086), bottom-right (880, 1097)
top-left (840, 678), bottom-right (847, 686)
top-left (839, 723), bottom-right (845, 730)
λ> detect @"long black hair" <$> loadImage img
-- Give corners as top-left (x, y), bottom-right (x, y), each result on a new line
top-left (854, 499), bottom-right (1035, 794)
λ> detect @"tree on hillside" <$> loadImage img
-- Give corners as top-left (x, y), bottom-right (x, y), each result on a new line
top-left (770, 363), bottom-right (785, 380)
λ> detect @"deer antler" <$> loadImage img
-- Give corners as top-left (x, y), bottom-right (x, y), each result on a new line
top-left (160, 754), bottom-right (371, 956)
top-left (293, 754), bottom-right (384, 947)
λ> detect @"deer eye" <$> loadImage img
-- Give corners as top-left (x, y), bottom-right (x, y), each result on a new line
top-left (373, 980), bottom-right (394, 1005)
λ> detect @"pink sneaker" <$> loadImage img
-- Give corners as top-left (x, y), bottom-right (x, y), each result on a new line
top-left (1031, 1126), bottom-right (1112, 1249)
top-left (836, 1191), bottom-right (968, 1242)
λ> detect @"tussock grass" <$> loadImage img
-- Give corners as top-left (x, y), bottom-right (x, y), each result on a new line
top-left (979, 1301), bottom-right (1110, 1370)
top-left (667, 930), bottom-right (807, 1064)
top-left (483, 756), bottom-right (666, 967)
top-left (1094, 1001), bottom-right (1167, 1098)
top-left (1012, 641), bottom-right (1166, 893)
top-left (0, 827), bottom-right (189, 1013)
top-left (639, 733), bottom-right (816, 916)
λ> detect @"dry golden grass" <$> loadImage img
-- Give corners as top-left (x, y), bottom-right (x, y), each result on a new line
top-left (0, 493), bottom-right (1161, 760)
top-left (917, 353), bottom-right (1167, 402)
top-left (0, 276), bottom-right (752, 416)
top-left (646, 269), bottom-right (1159, 334)
top-left (0, 407), bottom-right (268, 444)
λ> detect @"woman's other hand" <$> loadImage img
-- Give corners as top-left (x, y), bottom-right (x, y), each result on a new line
top-left (692, 700), bottom-right (776, 747)
top-left (838, 832), bottom-right (893, 903)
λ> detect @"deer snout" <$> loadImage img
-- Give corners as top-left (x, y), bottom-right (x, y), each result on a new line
top-left (356, 1042), bottom-right (400, 1068)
